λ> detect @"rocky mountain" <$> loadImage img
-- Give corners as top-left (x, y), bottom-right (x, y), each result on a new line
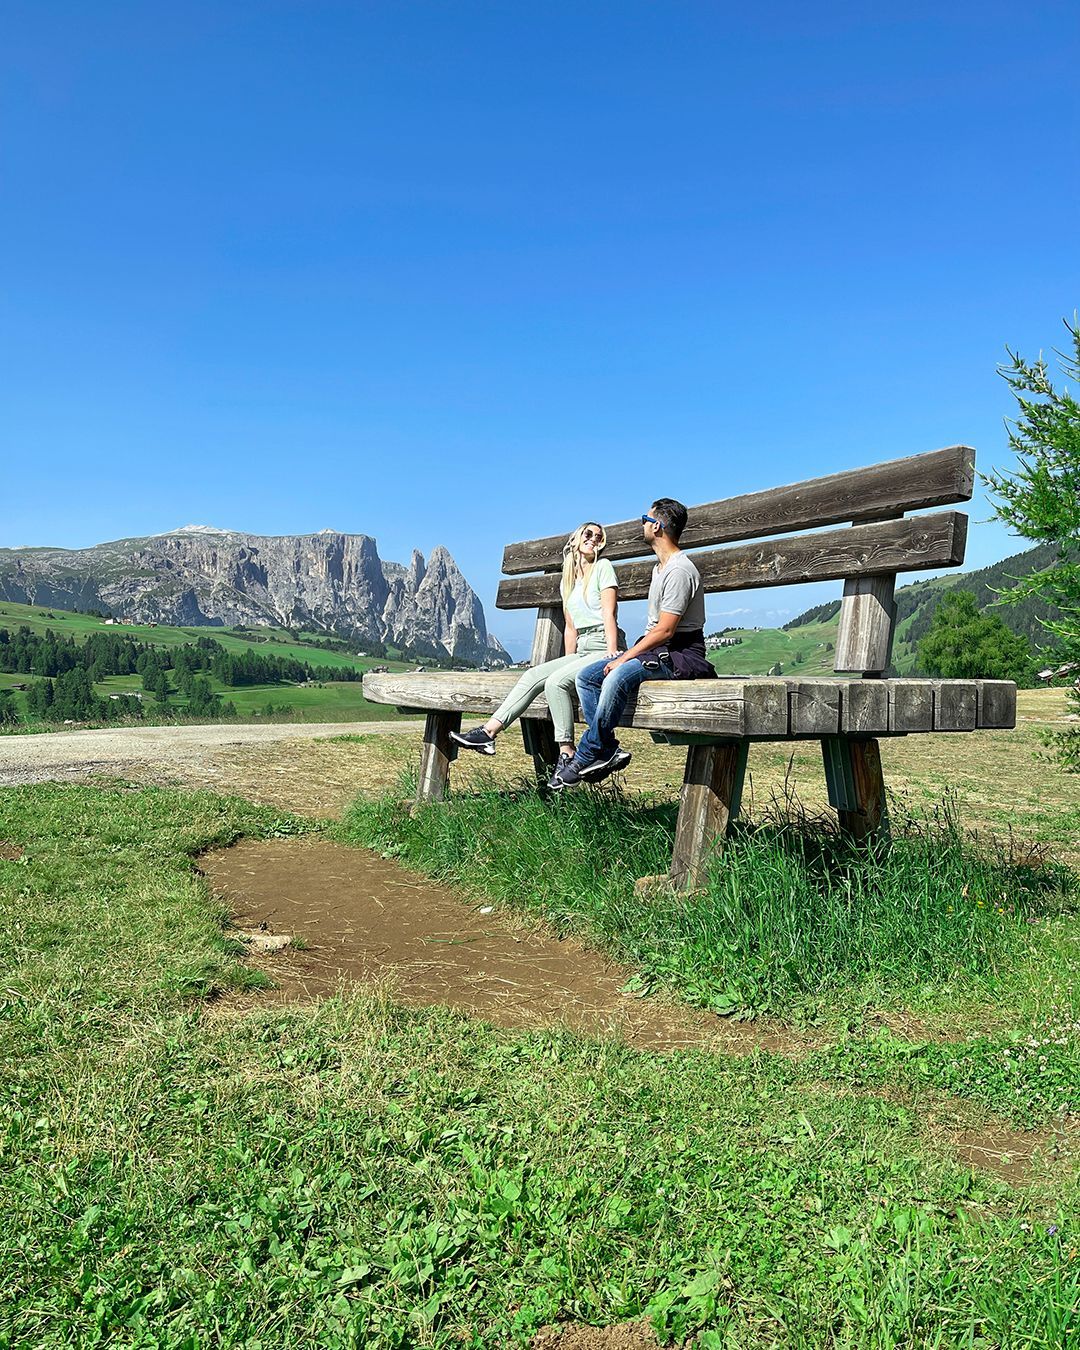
top-left (0, 526), bottom-right (510, 664)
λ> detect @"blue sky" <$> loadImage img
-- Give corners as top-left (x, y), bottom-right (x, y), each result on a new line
top-left (2, 1), bottom-right (1078, 654)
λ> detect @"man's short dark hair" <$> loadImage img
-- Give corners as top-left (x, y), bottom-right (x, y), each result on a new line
top-left (651, 498), bottom-right (688, 542)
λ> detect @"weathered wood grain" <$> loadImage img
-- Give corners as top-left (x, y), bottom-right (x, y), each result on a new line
top-left (362, 673), bottom-right (1015, 736)
top-left (888, 679), bottom-right (935, 733)
top-left (790, 680), bottom-right (841, 736)
top-left (501, 445), bottom-right (975, 574)
top-left (669, 741), bottom-right (748, 891)
top-left (522, 603), bottom-right (564, 774)
top-left (529, 604), bottom-right (565, 664)
top-left (822, 737), bottom-right (889, 842)
top-left (841, 679), bottom-right (890, 734)
top-left (416, 711), bottom-right (461, 804)
top-left (496, 512), bottom-right (968, 609)
top-left (834, 574), bottom-right (897, 674)
top-left (934, 680), bottom-right (977, 732)
top-left (977, 680), bottom-right (1017, 729)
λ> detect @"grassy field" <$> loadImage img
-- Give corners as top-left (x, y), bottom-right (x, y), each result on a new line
top-left (0, 684), bottom-right (1076, 1344)
top-left (708, 622), bottom-right (839, 677)
top-left (0, 783), bottom-right (1076, 1347)
top-left (0, 598), bottom-right (423, 726)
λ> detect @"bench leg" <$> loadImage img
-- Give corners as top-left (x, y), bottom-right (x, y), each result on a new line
top-left (821, 736), bottom-right (888, 843)
top-left (521, 718), bottom-right (559, 783)
top-left (415, 711), bottom-right (461, 804)
top-left (668, 741), bottom-right (748, 891)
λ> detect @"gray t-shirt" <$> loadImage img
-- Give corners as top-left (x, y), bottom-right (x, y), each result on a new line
top-left (647, 552), bottom-right (706, 633)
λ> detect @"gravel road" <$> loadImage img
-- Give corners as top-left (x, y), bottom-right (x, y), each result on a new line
top-left (0, 721), bottom-right (419, 789)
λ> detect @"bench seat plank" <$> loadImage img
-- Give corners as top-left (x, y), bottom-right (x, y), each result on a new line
top-left (362, 672), bottom-right (1016, 737)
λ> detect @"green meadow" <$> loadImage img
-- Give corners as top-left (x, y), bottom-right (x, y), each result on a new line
top-left (0, 599), bottom-right (421, 726)
top-left (0, 779), bottom-right (1077, 1347)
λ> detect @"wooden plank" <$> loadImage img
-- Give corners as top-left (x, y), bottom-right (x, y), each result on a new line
top-left (364, 672), bottom-right (1007, 739)
top-left (841, 680), bottom-right (890, 735)
top-left (416, 711), bottom-right (461, 804)
top-left (790, 680), bottom-right (841, 736)
top-left (822, 738), bottom-right (888, 842)
top-left (934, 680), bottom-right (977, 731)
top-left (529, 604), bottom-right (565, 664)
top-left (834, 574), bottom-right (897, 674)
top-left (668, 741), bottom-right (748, 891)
top-left (887, 679), bottom-right (934, 733)
top-left (522, 603), bottom-right (564, 775)
top-left (740, 680), bottom-right (789, 736)
top-left (976, 680), bottom-right (1017, 729)
top-left (496, 512), bottom-right (969, 609)
top-left (501, 445), bottom-right (976, 573)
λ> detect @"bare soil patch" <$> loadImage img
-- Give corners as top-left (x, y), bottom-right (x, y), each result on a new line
top-left (805, 1081), bottom-right (1075, 1185)
top-left (947, 1123), bottom-right (1067, 1186)
top-left (532, 1320), bottom-right (670, 1349)
top-left (201, 836), bottom-right (805, 1054)
top-left (0, 841), bottom-right (23, 860)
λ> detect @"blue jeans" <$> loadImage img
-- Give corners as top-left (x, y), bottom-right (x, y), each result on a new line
top-left (574, 656), bottom-right (677, 763)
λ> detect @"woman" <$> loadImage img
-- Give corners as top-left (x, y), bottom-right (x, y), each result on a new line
top-left (450, 522), bottom-right (620, 769)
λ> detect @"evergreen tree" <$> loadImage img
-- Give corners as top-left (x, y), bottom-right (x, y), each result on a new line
top-left (984, 316), bottom-right (1080, 766)
top-left (917, 591), bottom-right (1033, 683)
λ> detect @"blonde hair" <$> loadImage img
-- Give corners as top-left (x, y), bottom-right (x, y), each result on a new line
top-left (560, 522), bottom-right (607, 604)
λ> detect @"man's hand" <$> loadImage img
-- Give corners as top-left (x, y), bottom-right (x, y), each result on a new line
top-left (603, 654), bottom-right (627, 676)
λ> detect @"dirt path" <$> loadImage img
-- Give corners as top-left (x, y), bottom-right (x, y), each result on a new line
top-left (202, 836), bottom-right (803, 1054)
top-left (0, 720), bottom-right (419, 794)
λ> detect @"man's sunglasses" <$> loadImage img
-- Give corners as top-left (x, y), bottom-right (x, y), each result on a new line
top-left (641, 514), bottom-right (661, 526)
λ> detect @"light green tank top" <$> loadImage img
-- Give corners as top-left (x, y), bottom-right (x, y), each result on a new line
top-left (565, 557), bottom-right (618, 630)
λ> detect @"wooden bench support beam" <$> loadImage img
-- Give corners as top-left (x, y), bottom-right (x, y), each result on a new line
top-left (416, 711), bottom-right (461, 805)
top-left (521, 719), bottom-right (559, 780)
top-left (668, 740), bottom-right (748, 891)
top-left (821, 736), bottom-right (888, 843)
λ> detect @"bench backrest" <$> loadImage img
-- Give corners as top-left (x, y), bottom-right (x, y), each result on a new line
top-left (496, 445), bottom-right (975, 676)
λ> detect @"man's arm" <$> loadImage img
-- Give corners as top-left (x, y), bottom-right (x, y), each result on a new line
top-left (603, 611), bottom-right (680, 673)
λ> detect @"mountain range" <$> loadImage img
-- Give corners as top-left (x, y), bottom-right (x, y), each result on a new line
top-left (0, 527), bottom-right (509, 664)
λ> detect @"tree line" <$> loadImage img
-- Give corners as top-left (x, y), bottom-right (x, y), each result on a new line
top-left (0, 626), bottom-right (361, 725)
top-left (0, 627), bottom-right (360, 686)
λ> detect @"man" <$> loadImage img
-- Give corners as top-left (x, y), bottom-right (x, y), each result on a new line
top-left (549, 497), bottom-right (715, 789)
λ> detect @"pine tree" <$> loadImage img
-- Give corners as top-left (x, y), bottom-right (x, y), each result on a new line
top-left (984, 316), bottom-right (1080, 766)
top-left (918, 591), bottom-right (1033, 683)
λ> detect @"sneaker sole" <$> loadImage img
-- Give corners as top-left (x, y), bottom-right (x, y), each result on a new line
top-left (577, 752), bottom-right (625, 779)
top-left (449, 735), bottom-right (496, 755)
top-left (587, 753), bottom-right (632, 784)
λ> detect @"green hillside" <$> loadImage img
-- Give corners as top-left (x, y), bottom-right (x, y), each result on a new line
top-left (710, 543), bottom-right (1059, 678)
top-left (708, 621), bottom-right (839, 677)
top-left (0, 600), bottom-right (423, 728)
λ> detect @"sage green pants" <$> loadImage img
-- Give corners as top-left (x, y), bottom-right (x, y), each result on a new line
top-left (494, 627), bottom-right (611, 744)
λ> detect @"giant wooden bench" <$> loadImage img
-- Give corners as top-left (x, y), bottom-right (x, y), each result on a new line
top-left (363, 446), bottom-right (1016, 889)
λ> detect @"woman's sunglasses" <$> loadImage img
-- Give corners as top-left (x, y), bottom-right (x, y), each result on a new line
top-left (581, 529), bottom-right (603, 542)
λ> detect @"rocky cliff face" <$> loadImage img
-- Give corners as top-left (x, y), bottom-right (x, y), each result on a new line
top-left (0, 527), bottom-right (509, 663)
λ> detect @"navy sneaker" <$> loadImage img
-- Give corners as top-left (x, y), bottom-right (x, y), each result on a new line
top-left (585, 748), bottom-right (632, 783)
top-left (548, 757), bottom-right (585, 790)
top-left (449, 726), bottom-right (496, 755)
top-left (577, 744), bottom-right (629, 779)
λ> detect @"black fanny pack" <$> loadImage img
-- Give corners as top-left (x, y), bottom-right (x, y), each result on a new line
top-left (637, 628), bottom-right (716, 680)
